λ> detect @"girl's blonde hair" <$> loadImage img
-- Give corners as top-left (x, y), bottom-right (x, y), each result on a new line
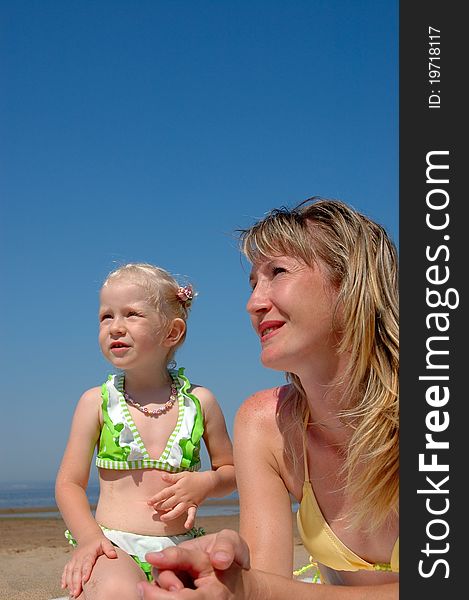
top-left (239, 198), bottom-right (399, 531)
top-left (102, 263), bottom-right (195, 361)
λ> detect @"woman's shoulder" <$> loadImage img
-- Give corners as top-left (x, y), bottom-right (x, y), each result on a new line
top-left (236, 385), bottom-right (291, 426)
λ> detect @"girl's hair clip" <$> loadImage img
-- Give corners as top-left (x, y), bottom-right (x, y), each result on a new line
top-left (177, 285), bottom-right (194, 308)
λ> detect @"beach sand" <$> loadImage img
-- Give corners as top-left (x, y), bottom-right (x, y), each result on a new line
top-left (0, 506), bottom-right (310, 600)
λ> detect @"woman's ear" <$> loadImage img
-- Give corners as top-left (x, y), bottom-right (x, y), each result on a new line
top-left (163, 318), bottom-right (186, 348)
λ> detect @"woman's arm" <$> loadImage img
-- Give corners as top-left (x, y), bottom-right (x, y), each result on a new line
top-left (140, 531), bottom-right (399, 600)
top-left (246, 571), bottom-right (398, 600)
top-left (234, 389), bottom-right (295, 578)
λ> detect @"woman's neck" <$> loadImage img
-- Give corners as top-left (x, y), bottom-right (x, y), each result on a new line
top-left (295, 356), bottom-right (354, 446)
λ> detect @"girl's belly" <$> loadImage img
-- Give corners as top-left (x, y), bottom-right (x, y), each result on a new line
top-left (95, 468), bottom-right (188, 536)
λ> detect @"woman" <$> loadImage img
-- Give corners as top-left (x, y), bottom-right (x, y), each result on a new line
top-left (139, 198), bottom-right (399, 599)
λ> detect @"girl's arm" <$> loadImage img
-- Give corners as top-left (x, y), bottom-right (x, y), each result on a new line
top-left (197, 385), bottom-right (236, 497)
top-left (55, 387), bottom-right (102, 539)
top-left (148, 386), bottom-right (236, 527)
top-left (234, 389), bottom-right (295, 578)
top-left (55, 386), bottom-right (117, 596)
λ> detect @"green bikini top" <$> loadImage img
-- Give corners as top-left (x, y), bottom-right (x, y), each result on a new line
top-left (95, 367), bottom-right (204, 472)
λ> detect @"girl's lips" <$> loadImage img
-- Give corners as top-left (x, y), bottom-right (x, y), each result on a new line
top-left (110, 344), bottom-right (130, 355)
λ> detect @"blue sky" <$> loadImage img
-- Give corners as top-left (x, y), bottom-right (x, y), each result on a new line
top-left (1, 0), bottom-right (398, 483)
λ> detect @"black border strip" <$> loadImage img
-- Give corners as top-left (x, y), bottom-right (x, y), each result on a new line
top-left (400, 2), bottom-right (465, 596)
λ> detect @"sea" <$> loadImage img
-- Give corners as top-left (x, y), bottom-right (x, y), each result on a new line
top-left (0, 481), bottom-right (240, 518)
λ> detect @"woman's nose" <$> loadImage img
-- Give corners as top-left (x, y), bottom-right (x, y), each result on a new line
top-left (246, 283), bottom-right (270, 316)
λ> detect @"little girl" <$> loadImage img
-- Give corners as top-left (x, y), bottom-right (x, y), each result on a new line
top-left (55, 263), bottom-right (236, 599)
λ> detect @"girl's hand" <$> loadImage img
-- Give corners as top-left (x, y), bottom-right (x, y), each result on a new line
top-left (147, 471), bottom-right (215, 529)
top-left (61, 536), bottom-right (117, 597)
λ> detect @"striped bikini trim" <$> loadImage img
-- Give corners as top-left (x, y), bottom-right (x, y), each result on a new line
top-left (95, 457), bottom-right (201, 472)
top-left (159, 370), bottom-right (185, 463)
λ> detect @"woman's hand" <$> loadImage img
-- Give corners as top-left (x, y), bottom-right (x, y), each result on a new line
top-left (137, 529), bottom-right (251, 599)
top-left (147, 471), bottom-right (215, 529)
top-left (61, 535), bottom-right (117, 597)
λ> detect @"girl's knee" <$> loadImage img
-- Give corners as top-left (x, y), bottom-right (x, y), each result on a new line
top-left (82, 553), bottom-right (144, 600)
top-left (83, 576), bottom-right (142, 600)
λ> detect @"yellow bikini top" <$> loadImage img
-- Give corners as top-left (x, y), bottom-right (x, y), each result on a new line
top-left (296, 437), bottom-right (399, 574)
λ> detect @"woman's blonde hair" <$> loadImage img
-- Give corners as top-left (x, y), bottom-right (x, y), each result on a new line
top-left (239, 198), bottom-right (399, 531)
top-left (102, 263), bottom-right (195, 362)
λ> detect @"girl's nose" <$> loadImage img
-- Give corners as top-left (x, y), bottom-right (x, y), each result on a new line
top-left (110, 316), bottom-right (126, 335)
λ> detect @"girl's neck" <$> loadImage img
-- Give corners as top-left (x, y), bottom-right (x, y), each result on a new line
top-left (122, 364), bottom-right (172, 393)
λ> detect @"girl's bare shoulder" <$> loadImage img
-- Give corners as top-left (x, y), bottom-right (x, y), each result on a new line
top-left (79, 385), bottom-right (103, 402)
top-left (81, 385), bottom-right (102, 399)
top-left (188, 383), bottom-right (218, 406)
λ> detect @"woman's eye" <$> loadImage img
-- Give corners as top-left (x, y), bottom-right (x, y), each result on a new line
top-left (127, 311), bottom-right (140, 317)
top-left (272, 266), bottom-right (286, 276)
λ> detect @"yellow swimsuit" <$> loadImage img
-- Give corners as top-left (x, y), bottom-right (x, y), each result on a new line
top-left (296, 440), bottom-right (399, 580)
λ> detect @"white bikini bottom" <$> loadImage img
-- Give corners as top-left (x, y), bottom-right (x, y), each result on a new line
top-left (65, 526), bottom-right (197, 562)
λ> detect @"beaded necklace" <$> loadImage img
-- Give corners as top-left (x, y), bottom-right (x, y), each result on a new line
top-left (123, 373), bottom-right (178, 417)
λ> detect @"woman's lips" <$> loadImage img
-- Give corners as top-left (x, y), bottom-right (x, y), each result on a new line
top-left (258, 321), bottom-right (284, 340)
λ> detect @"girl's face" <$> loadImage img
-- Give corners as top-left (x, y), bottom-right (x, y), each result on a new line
top-left (98, 281), bottom-right (169, 371)
top-left (246, 255), bottom-right (341, 377)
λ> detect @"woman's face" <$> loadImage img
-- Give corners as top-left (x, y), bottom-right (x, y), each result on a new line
top-left (246, 255), bottom-right (341, 375)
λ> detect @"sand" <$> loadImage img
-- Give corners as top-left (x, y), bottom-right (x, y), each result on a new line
top-left (0, 508), bottom-right (310, 600)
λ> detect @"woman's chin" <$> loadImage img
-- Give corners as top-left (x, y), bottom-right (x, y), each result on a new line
top-left (260, 352), bottom-right (289, 372)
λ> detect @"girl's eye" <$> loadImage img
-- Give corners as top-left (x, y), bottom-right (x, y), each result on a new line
top-left (100, 314), bottom-right (112, 322)
top-left (127, 311), bottom-right (141, 317)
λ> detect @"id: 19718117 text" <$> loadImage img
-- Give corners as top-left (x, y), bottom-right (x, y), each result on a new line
top-left (428, 26), bottom-right (441, 109)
